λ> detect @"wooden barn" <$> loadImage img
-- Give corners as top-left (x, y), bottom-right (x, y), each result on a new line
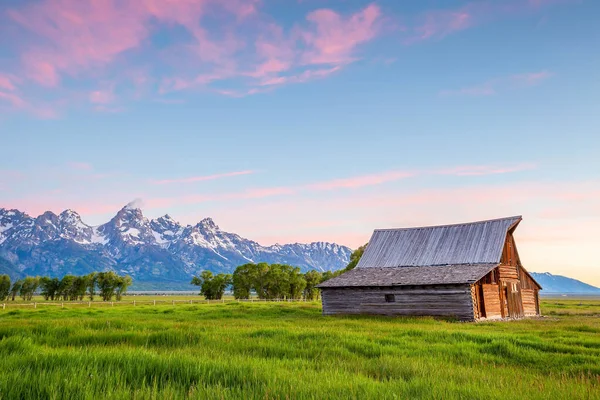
top-left (317, 216), bottom-right (541, 321)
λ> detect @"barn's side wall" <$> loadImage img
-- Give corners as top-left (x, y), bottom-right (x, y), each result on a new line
top-left (321, 285), bottom-right (475, 321)
top-left (473, 232), bottom-right (541, 320)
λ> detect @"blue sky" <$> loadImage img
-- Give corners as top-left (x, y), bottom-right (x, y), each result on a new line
top-left (0, 0), bottom-right (599, 284)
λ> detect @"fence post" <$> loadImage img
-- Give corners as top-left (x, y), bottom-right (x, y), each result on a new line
top-left (134, 300), bottom-right (136, 307)
top-left (172, 300), bottom-right (175, 306)
top-left (88, 301), bottom-right (91, 308)
top-left (154, 300), bottom-right (156, 306)
top-left (34, 302), bottom-right (37, 309)
top-left (61, 302), bottom-right (64, 308)
top-left (190, 300), bottom-right (192, 304)
top-left (111, 302), bottom-right (114, 307)
top-left (222, 298), bottom-right (225, 304)
top-left (2, 303), bottom-right (4, 310)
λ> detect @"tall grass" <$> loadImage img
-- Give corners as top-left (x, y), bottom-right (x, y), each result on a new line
top-left (0, 300), bottom-right (599, 399)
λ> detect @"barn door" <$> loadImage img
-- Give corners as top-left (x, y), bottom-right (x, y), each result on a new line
top-left (506, 282), bottom-right (524, 318)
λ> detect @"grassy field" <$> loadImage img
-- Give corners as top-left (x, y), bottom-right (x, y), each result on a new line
top-left (0, 299), bottom-right (599, 399)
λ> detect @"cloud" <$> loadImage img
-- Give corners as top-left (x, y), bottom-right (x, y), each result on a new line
top-left (151, 170), bottom-right (256, 185)
top-left (306, 170), bottom-right (415, 190)
top-left (89, 86), bottom-right (115, 105)
top-left (0, 74), bottom-right (17, 91)
top-left (0, 91), bottom-right (26, 108)
top-left (68, 162), bottom-right (93, 171)
top-left (142, 162), bottom-right (536, 209)
top-left (125, 198), bottom-right (145, 210)
top-left (439, 71), bottom-right (553, 97)
top-left (1, 0), bottom-right (572, 115)
top-left (406, 0), bottom-right (575, 44)
top-left (5, 0), bottom-right (382, 108)
top-left (301, 4), bottom-right (381, 65)
top-left (436, 163), bottom-right (537, 176)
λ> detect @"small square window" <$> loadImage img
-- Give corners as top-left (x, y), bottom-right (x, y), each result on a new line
top-left (385, 294), bottom-right (395, 303)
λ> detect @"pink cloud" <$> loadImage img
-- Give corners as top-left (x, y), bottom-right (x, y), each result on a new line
top-left (151, 170), bottom-right (256, 185)
top-left (1, 0), bottom-right (572, 115)
top-left (509, 70), bottom-right (554, 86)
top-left (0, 91), bottom-right (27, 108)
top-left (139, 162), bottom-right (534, 209)
top-left (301, 4), bottom-right (381, 65)
top-left (307, 170), bottom-right (414, 190)
top-left (0, 74), bottom-right (17, 91)
top-left (68, 162), bottom-right (93, 171)
top-left (414, 11), bottom-right (472, 41)
top-left (89, 87), bottom-right (115, 105)
top-left (437, 163), bottom-right (537, 176)
top-left (440, 71), bottom-right (553, 97)
top-left (407, 0), bottom-right (574, 44)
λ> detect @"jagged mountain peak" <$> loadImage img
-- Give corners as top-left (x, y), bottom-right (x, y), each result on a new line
top-left (197, 217), bottom-right (219, 230)
top-left (0, 205), bottom-right (353, 282)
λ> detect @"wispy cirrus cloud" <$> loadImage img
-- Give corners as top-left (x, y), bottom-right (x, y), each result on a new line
top-left (142, 162), bottom-right (537, 209)
top-left (68, 162), bottom-right (93, 171)
top-left (437, 163), bottom-right (537, 176)
top-left (406, 0), bottom-right (576, 44)
top-left (151, 170), bottom-right (256, 185)
top-left (439, 71), bottom-right (553, 97)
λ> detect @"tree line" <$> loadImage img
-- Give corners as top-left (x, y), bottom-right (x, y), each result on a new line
top-left (189, 246), bottom-right (367, 302)
top-left (0, 272), bottom-right (132, 302)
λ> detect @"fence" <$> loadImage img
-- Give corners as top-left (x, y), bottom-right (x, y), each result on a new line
top-left (0, 298), bottom-right (314, 310)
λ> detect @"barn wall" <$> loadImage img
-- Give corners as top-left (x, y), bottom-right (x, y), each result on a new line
top-left (521, 289), bottom-right (538, 316)
top-left (321, 285), bottom-right (475, 321)
top-left (481, 284), bottom-right (502, 319)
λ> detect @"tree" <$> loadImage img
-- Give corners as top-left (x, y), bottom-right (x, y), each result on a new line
top-left (19, 277), bottom-right (40, 301)
top-left (0, 275), bottom-right (11, 301)
top-left (39, 277), bottom-right (60, 300)
top-left (58, 275), bottom-right (76, 301)
top-left (115, 275), bottom-right (132, 301)
top-left (10, 280), bottom-right (22, 301)
top-left (232, 264), bottom-right (253, 299)
top-left (86, 272), bottom-right (97, 301)
top-left (96, 272), bottom-right (119, 301)
top-left (251, 262), bottom-right (270, 299)
top-left (344, 243), bottom-right (368, 271)
top-left (303, 270), bottom-right (322, 301)
top-left (72, 276), bottom-right (88, 300)
top-left (191, 271), bottom-right (232, 300)
top-left (288, 266), bottom-right (306, 300)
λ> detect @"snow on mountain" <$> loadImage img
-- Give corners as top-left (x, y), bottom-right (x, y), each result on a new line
top-left (0, 204), bottom-right (353, 283)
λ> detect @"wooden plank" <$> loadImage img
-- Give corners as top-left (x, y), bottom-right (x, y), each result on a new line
top-left (481, 284), bottom-right (502, 318)
top-left (321, 285), bottom-right (475, 320)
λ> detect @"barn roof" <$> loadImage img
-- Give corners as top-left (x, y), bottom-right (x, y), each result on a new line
top-left (356, 216), bottom-right (522, 269)
top-left (317, 264), bottom-right (497, 288)
top-left (317, 216), bottom-right (523, 289)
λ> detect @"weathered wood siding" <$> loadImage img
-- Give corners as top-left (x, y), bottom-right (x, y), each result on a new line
top-left (521, 289), bottom-right (538, 316)
top-left (474, 233), bottom-right (541, 319)
top-left (321, 285), bottom-right (474, 321)
top-left (482, 284), bottom-right (502, 319)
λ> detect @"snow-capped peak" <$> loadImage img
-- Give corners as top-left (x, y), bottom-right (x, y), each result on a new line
top-left (197, 217), bottom-right (218, 230)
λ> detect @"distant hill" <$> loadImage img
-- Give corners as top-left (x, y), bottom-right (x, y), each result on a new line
top-left (531, 272), bottom-right (600, 294)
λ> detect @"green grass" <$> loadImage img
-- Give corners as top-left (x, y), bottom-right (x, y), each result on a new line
top-left (0, 299), bottom-right (599, 399)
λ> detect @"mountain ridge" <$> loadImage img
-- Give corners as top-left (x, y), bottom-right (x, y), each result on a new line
top-left (530, 272), bottom-right (600, 294)
top-left (0, 205), bottom-right (353, 285)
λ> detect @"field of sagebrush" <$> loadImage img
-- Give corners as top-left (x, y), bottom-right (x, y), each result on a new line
top-left (0, 299), bottom-right (599, 399)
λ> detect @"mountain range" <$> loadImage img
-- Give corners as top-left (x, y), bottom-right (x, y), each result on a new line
top-left (2, 205), bottom-right (599, 293)
top-left (0, 204), bottom-right (353, 288)
top-left (530, 272), bottom-right (600, 294)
